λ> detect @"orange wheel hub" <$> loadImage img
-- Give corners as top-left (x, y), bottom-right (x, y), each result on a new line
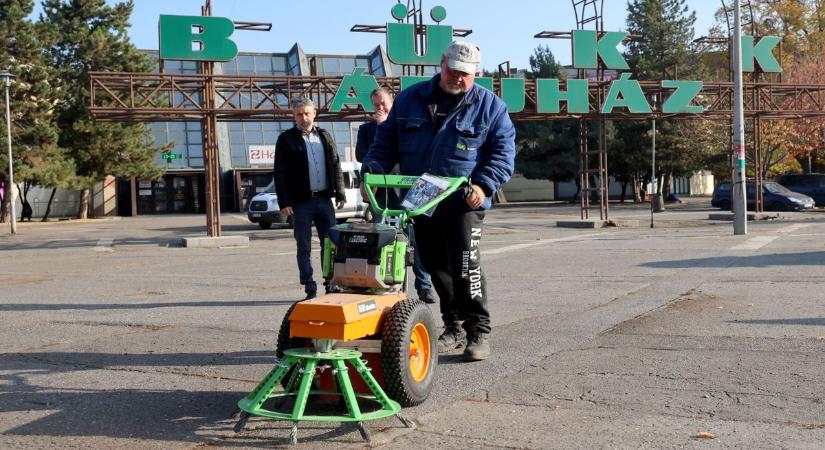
top-left (408, 322), bottom-right (431, 382)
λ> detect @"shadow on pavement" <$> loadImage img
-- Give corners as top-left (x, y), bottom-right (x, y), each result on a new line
top-left (640, 251), bottom-right (825, 269)
top-left (0, 299), bottom-right (298, 312)
top-left (0, 353), bottom-right (393, 446)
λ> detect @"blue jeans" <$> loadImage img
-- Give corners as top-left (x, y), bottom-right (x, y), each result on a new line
top-left (292, 197), bottom-right (336, 292)
top-left (408, 225), bottom-right (433, 292)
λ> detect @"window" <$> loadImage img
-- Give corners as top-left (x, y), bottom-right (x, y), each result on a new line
top-left (255, 55), bottom-right (272, 73)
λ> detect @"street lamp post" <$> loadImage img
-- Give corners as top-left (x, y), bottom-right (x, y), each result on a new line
top-left (732, 2), bottom-right (747, 235)
top-left (1, 71), bottom-right (15, 235)
top-left (650, 99), bottom-right (656, 229)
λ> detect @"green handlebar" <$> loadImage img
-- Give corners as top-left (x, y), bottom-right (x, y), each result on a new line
top-left (363, 173), bottom-right (468, 222)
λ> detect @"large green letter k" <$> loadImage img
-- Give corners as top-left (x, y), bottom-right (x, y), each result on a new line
top-left (572, 30), bottom-right (629, 70)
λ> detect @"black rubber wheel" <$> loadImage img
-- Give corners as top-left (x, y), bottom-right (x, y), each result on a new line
top-left (719, 199), bottom-right (731, 211)
top-left (258, 221), bottom-right (272, 229)
top-left (381, 298), bottom-right (437, 407)
top-left (286, 215), bottom-right (294, 229)
top-left (276, 301), bottom-right (310, 388)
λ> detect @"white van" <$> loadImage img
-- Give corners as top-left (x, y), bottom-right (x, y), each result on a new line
top-left (247, 161), bottom-right (368, 229)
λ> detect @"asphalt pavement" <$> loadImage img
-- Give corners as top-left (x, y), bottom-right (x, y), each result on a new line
top-left (1, 199), bottom-right (824, 449)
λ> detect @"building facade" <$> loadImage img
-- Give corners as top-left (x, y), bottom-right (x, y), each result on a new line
top-left (122, 44), bottom-right (411, 215)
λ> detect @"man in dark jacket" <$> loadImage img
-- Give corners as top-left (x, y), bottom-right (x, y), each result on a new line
top-left (274, 97), bottom-right (346, 299)
top-left (356, 88), bottom-right (437, 305)
top-left (363, 41), bottom-right (516, 361)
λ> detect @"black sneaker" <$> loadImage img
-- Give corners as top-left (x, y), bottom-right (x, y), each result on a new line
top-left (417, 288), bottom-right (437, 304)
top-left (325, 285), bottom-right (342, 294)
top-left (437, 324), bottom-right (466, 353)
top-left (304, 290), bottom-right (317, 300)
top-left (463, 332), bottom-right (490, 362)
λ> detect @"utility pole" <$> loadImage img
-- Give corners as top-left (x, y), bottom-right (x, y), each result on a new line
top-left (650, 98), bottom-right (656, 228)
top-left (1, 71), bottom-right (15, 235)
top-left (732, 2), bottom-right (747, 234)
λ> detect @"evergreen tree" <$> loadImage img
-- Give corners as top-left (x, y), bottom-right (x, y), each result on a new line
top-left (515, 46), bottom-right (582, 200)
top-left (618, 0), bottom-right (701, 199)
top-left (41, 0), bottom-right (163, 218)
top-left (625, 0), bottom-right (698, 80)
top-left (0, 0), bottom-right (73, 223)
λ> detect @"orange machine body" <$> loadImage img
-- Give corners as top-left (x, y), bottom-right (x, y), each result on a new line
top-left (289, 292), bottom-right (406, 341)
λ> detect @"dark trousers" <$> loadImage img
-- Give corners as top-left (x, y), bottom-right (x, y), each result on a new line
top-left (414, 204), bottom-right (489, 334)
top-left (292, 197), bottom-right (336, 292)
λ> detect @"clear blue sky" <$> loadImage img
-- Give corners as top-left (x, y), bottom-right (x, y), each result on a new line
top-left (31, 0), bottom-right (723, 71)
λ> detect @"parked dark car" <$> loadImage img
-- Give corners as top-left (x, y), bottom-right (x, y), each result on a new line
top-left (776, 173), bottom-right (825, 206)
top-left (711, 180), bottom-right (815, 211)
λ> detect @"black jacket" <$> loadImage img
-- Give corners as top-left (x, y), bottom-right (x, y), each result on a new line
top-left (273, 126), bottom-right (346, 209)
top-left (355, 120), bottom-right (377, 163)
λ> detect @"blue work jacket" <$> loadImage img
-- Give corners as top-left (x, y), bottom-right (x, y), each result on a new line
top-left (363, 74), bottom-right (516, 210)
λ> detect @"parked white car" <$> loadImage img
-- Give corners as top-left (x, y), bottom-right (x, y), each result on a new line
top-left (247, 161), bottom-right (368, 229)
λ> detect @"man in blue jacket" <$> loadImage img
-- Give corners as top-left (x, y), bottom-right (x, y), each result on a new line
top-left (363, 41), bottom-right (515, 361)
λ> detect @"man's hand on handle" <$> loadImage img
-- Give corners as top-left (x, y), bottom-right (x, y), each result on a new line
top-left (336, 200), bottom-right (346, 210)
top-left (282, 206), bottom-right (293, 216)
top-left (465, 184), bottom-right (486, 209)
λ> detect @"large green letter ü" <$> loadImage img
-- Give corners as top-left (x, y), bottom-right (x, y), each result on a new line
top-left (386, 5), bottom-right (452, 66)
top-left (159, 15), bottom-right (238, 61)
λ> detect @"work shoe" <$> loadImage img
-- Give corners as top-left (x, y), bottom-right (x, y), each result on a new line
top-left (325, 285), bottom-right (342, 294)
top-left (417, 288), bottom-right (437, 304)
top-left (463, 332), bottom-right (490, 362)
top-left (437, 324), bottom-right (466, 353)
top-left (303, 290), bottom-right (317, 300)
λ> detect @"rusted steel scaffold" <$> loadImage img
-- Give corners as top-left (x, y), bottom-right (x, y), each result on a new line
top-left (90, 74), bottom-right (825, 122)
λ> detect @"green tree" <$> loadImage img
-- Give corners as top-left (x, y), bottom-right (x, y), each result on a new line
top-left (41, 0), bottom-right (163, 219)
top-left (625, 0), bottom-right (698, 80)
top-left (620, 0), bottom-right (704, 201)
top-left (0, 0), bottom-right (75, 223)
top-left (514, 46), bottom-right (583, 200)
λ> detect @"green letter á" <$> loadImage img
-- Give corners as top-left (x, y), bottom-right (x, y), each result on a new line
top-left (159, 15), bottom-right (237, 61)
top-left (537, 79), bottom-right (589, 113)
top-left (601, 73), bottom-right (651, 113)
top-left (330, 68), bottom-right (379, 112)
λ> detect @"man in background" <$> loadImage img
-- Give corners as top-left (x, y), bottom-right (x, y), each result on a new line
top-left (356, 88), bottom-right (437, 304)
top-left (274, 97), bottom-right (346, 300)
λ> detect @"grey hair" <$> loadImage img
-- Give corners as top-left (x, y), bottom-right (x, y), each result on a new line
top-left (370, 87), bottom-right (391, 98)
top-left (291, 96), bottom-right (316, 110)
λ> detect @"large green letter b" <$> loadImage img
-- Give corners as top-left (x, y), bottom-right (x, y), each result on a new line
top-left (159, 15), bottom-right (238, 61)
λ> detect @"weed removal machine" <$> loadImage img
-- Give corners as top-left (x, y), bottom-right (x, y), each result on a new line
top-left (233, 173), bottom-right (468, 444)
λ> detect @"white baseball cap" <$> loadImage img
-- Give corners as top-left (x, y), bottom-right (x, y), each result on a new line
top-left (443, 40), bottom-right (481, 74)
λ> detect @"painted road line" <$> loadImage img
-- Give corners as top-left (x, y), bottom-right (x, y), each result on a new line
top-left (729, 235), bottom-right (779, 251)
top-left (777, 223), bottom-right (812, 234)
top-left (94, 238), bottom-right (114, 252)
top-left (729, 223), bottom-right (813, 251)
top-left (484, 233), bottom-right (597, 256)
top-left (269, 234), bottom-right (598, 257)
top-left (228, 214), bottom-right (251, 223)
